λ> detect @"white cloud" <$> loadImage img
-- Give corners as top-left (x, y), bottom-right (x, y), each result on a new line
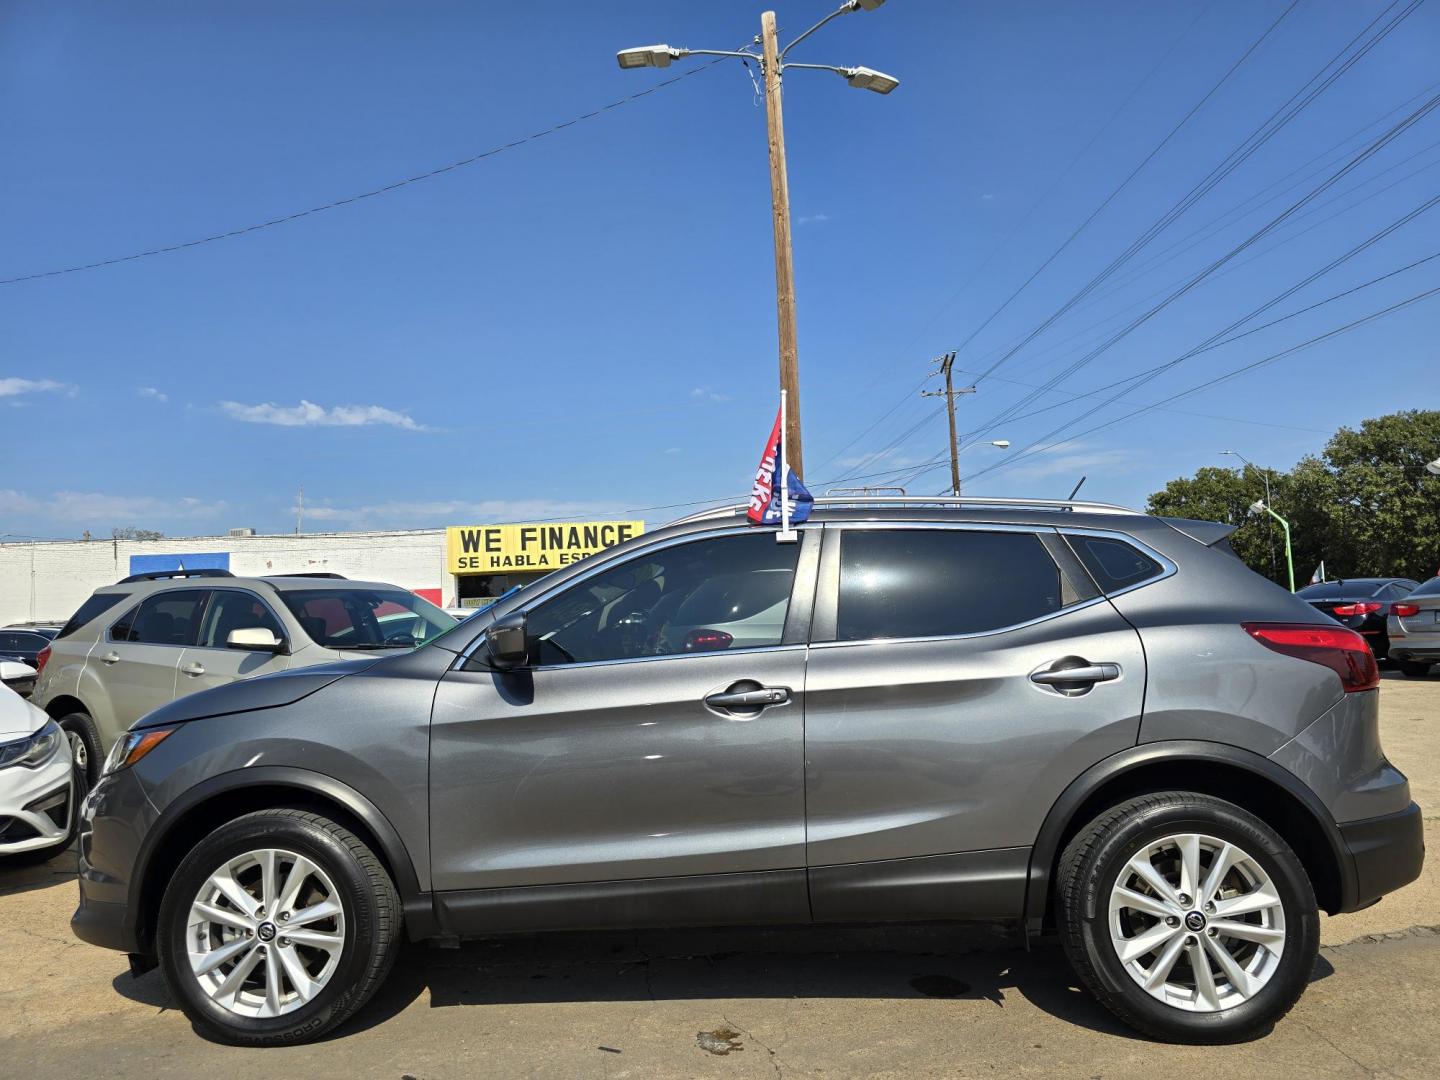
top-left (0, 488), bottom-right (228, 525)
top-left (0, 378), bottom-right (73, 399)
top-left (295, 497), bottom-right (627, 530)
top-left (991, 443), bottom-right (1143, 483)
top-left (219, 399), bottom-right (424, 430)
top-left (837, 447), bottom-right (929, 470)
top-left (980, 193), bottom-right (996, 201)
top-left (690, 387), bottom-right (732, 404)
top-left (664, 447), bottom-right (683, 455)
top-left (797, 212), bottom-right (831, 226)
top-left (137, 387), bottom-right (168, 402)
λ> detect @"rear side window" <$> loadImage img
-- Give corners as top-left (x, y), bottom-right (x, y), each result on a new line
top-left (57, 593), bottom-right (129, 639)
top-left (1068, 535), bottom-right (1164, 593)
top-left (836, 529), bottom-right (1062, 641)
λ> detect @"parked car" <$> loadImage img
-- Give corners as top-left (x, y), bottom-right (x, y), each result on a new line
top-left (1, 662), bottom-right (76, 858)
top-left (31, 569), bottom-right (457, 787)
top-left (0, 659), bottom-right (37, 699)
top-left (0, 626), bottom-right (61, 671)
top-left (1387, 575), bottom-right (1440, 677)
top-left (1294, 577), bottom-right (1419, 659)
top-left (71, 498), bottom-right (1422, 1047)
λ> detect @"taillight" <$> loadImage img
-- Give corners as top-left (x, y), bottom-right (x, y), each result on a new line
top-left (683, 628), bottom-right (734, 652)
top-left (1243, 623), bottom-right (1379, 693)
top-left (1331, 602), bottom-right (1382, 616)
top-left (1392, 603), bottom-right (1420, 617)
top-left (34, 645), bottom-right (51, 676)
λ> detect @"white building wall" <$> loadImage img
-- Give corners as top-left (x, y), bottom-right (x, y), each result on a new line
top-left (0, 530), bottom-right (449, 626)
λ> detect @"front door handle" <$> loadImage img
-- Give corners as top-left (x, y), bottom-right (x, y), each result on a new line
top-left (100, 652), bottom-right (121, 665)
top-left (1030, 663), bottom-right (1120, 686)
top-left (181, 662), bottom-right (206, 677)
top-left (704, 686), bottom-right (790, 710)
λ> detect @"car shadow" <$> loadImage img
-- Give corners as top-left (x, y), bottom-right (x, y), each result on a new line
top-left (110, 921), bottom-right (1341, 1043)
top-left (0, 840), bottom-right (77, 898)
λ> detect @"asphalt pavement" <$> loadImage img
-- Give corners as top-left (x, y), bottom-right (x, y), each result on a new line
top-left (3, 670), bottom-right (1436, 1079)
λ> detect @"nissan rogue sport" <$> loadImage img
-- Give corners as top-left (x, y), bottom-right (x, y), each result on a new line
top-left (70, 498), bottom-right (1423, 1046)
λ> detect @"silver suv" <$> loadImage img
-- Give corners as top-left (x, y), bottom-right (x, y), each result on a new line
top-left (32, 570), bottom-right (456, 784)
top-left (70, 499), bottom-right (1423, 1046)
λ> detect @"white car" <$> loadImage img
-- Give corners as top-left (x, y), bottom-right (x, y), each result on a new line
top-left (0, 660), bottom-right (76, 857)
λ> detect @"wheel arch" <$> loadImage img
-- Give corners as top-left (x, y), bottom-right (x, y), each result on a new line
top-left (1025, 741), bottom-right (1354, 934)
top-left (44, 694), bottom-right (90, 721)
top-left (130, 766), bottom-right (435, 956)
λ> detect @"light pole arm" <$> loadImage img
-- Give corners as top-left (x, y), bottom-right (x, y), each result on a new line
top-left (781, 1), bottom-right (856, 58)
top-left (1261, 506), bottom-right (1295, 593)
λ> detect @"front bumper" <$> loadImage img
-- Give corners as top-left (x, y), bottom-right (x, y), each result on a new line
top-left (1340, 801), bottom-right (1425, 911)
top-left (0, 749), bottom-right (75, 855)
top-left (71, 766), bottom-right (156, 955)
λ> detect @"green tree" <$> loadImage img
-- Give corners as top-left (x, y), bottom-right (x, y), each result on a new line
top-left (1146, 410), bottom-right (1440, 585)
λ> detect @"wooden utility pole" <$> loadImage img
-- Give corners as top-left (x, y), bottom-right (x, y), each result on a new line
top-left (921, 352), bottom-right (975, 496)
top-left (760, 11), bottom-right (803, 478)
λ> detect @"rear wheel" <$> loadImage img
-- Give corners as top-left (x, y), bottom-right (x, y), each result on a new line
top-left (1057, 792), bottom-right (1318, 1043)
top-left (1398, 660), bottom-right (1433, 678)
top-left (56, 712), bottom-right (101, 790)
top-left (156, 809), bottom-right (401, 1046)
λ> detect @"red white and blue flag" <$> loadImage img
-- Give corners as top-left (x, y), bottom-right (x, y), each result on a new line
top-left (747, 400), bottom-right (813, 527)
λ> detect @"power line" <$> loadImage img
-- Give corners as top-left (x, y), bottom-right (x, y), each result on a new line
top-left (0, 60), bottom-right (729, 287)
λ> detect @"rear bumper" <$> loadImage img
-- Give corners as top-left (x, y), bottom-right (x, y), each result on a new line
top-left (1339, 802), bottom-right (1425, 911)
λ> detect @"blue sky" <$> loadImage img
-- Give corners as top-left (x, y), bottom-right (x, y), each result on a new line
top-left (2, 0), bottom-right (1437, 538)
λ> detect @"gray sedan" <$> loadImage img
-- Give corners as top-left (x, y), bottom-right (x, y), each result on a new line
top-left (1387, 575), bottom-right (1440, 676)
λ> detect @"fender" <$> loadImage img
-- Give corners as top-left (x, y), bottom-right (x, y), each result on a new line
top-left (1022, 739), bottom-right (1355, 933)
top-left (130, 765), bottom-right (436, 946)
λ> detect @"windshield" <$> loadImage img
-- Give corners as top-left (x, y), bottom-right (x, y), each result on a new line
top-left (280, 589), bottom-right (457, 650)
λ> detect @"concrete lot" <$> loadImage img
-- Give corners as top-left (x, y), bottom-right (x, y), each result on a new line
top-left (2, 671), bottom-right (1436, 1078)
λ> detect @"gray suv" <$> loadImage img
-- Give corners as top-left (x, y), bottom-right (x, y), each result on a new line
top-left (70, 499), bottom-right (1423, 1046)
top-left (32, 570), bottom-right (456, 785)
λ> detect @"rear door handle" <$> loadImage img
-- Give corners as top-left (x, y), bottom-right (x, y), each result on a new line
top-left (100, 652), bottom-right (121, 665)
top-left (704, 687), bottom-right (790, 709)
top-left (181, 662), bottom-right (205, 677)
top-left (1030, 663), bottom-right (1120, 686)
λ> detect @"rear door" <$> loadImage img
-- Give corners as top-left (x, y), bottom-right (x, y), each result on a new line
top-left (802, 523), bottom-right (1146, 921)
top-left (176, 588), bottom-right (293, 695)
top-left (96, 589), bottom-right (206, 727)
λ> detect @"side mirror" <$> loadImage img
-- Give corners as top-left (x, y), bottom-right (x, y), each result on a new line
top-left (227, 627), bottom-right (285, 653)
top-left (485, 613), bottom-right (530, 670)
top-left (0, 659), bottom-right (37, 690)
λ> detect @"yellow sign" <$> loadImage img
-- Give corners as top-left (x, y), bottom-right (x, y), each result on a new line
top-left (447, 521), bottom-right (645, 575)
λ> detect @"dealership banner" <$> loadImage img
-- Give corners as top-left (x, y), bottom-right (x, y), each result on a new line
top-left (446, 521), bottom-right (644, 575)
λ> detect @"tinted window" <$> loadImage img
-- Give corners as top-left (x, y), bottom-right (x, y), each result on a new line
top-left (198, 591), bottom-right (285, 648)
top-left (1411, 577), bottom-right (1440, 597)
top-left (527, 533), bottom-right (799, 665)
top-left (1296, 580), bottom-right (1387, 600)
top-left (2, 632), bottom-right (45, 650)
top-left (836, 529), bottom-right (1061, 642)
top-left (0, 633), bottom-right (23, 651)
top-left (57, 593), bottom-right (129, 639)
top-left (128, 590), bottom-right (208, 646)
top-left (1380, 583), bottom-right (1410, 601)
top-left (280, 589), bottom-right (456, 649)
top-left (109, 606), bottom-right (140, 642)
top-left (1069, 535), bottom-right (1164, 593)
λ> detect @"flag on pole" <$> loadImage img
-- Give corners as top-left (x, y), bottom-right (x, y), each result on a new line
top-left (747, 399), bottom-right (813, 527)
top-left (1310, 561), bottom-right (1325, 585)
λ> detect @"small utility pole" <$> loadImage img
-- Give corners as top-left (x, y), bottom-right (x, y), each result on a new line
top-left (921, 352), bottom-right (975, 496)
top-left (760, 11), bottom-right (803, 479)
top-left (296, 483), bottom-right (304, 535)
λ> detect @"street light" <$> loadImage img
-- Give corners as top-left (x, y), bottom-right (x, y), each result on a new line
top-left (617, 0), bottom-right (898, 479)
top-left (1249, 499), bottom-right (1296, 593)
top-left (1222, 449), bottom-right (1279, 581)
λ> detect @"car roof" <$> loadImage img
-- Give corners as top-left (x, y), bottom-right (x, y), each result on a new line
top-left (87, 575), bottom-right (410, 597)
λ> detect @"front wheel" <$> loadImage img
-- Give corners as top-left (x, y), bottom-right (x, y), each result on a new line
top-left (156, 809), bottom-right (402, 1046)
top-left (56, 712), bottom-right (102, 790)
top-left (1398, 660), bottom-right (1433, 678)
top-left (1057, 792), bottom-right (1319, 1043)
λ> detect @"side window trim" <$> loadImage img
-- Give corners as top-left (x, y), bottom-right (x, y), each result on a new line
top-left (187, 588), bottom-right (289, 651)
top-left (812, 521), bottom-right (1081, 646)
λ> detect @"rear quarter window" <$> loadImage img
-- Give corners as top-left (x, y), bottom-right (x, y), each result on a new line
top-left (56, 593), bottom-right (130, 639)
top-left (1067, 535), bottom-right (1164, 593)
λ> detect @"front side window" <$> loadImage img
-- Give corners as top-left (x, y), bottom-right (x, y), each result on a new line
top-left (527, 532), bottom-right (800, 665)
top-left (836, 529), bottom-right (1062, 642)
top-left (280, 589), bottom-right (457, 649)
top-left (198, 591), bottom-right (285, 648)
top-left (128, 589), bottom-right (208, 646)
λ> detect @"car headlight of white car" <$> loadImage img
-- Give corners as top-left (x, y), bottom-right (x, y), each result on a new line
top-left (0, 719), bottom-right (63, 770)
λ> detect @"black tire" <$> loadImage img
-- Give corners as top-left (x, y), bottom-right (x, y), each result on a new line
top-left (1398, 660), bottom-right (1433, 678)
top-left (1057, 791), bottom-right (1319, 1044)
top-left (56, 711), bottom-right (102, 790)
top-left (156, 809), bottom-right (402, 1046)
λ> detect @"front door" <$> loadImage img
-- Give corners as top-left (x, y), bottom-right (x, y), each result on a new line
top-left (176, 588), bottom-right (292, 696)
top-left (802, 524), bottom-right (1147, 921)
top-left (430, 529), bottom-right (817, 930)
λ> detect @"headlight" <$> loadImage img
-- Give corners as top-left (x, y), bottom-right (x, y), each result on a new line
top-left (102, 725), bottom-right (179, 777)
top-left (0, 720), bottom-right (62, 770)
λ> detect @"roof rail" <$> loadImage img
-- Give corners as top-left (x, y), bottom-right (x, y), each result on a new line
top-left (267, 572), bottom-right (348, 579)
top-left (116, 568), bottom-right (236, 584)
top-left (669, 495), bottom-right (1141, 527)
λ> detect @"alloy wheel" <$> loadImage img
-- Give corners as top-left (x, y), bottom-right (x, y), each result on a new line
top-left (1109, 832), bottom-right (1286, 1013)
top-left (186, 848), bottom-right (347, 1018)
top-left (66, 731), bottom-right (87, 772)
